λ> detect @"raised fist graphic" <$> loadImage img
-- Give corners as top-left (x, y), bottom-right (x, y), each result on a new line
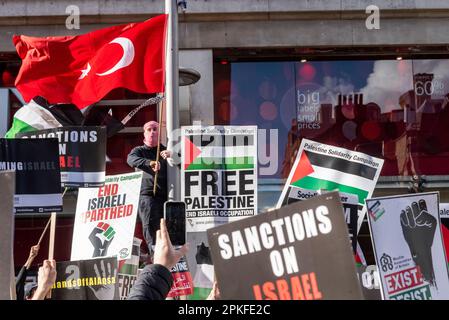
top-left (89, 222), bottom-right (115, 257)
top-left (400, 200), bottom-right (437, 286)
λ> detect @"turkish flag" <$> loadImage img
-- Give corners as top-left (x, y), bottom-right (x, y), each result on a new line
top-left (13, 14), bottom-right (167, 109)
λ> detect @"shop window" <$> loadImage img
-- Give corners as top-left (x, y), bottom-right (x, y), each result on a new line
top-left (214, 58), bottom-right (449, 211)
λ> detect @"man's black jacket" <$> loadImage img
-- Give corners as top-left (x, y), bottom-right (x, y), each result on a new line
top-left (127, 144), bottom-right (167, 198)
top-left (127, 264), bottom-right (173, 300)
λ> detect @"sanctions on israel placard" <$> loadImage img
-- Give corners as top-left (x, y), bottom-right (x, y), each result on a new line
top-left (207, 192), bottom-right (363, 300)
top-left (71, 172), bottom-right (142, 261)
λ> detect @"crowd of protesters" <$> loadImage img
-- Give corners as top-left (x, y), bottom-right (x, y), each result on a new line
top-left (16, 218), bottom-right (219, 300)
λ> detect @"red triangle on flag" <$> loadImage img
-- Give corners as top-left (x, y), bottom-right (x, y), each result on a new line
top-left (291, 151), bottom-right (314, 184)
top-left (441, 223), bottom-right (449, 263)
top-left (184, 137), bottom-right (202, 170)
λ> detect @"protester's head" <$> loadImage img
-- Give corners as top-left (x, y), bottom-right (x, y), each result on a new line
top-left (143, 121), bottom-right (159, 147)
top-left (24, 283), bottom-right (38, 300)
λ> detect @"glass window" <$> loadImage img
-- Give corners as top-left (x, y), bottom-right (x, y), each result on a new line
top-left (214, 58), bottom-right (449, 212)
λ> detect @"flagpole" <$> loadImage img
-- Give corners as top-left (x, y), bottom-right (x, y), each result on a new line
top-left (165, 0), bottom-right (180, 201)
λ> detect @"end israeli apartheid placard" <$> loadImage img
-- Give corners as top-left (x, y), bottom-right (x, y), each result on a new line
top-left (207, 192), bottom-right (362, 300)
top-left (367, 192), bottom-right (449, 300)
top-left (18, 126), bottom-right (106, 187)
top-left (0, 138), bottom-right (62, 214)
top-left (71, 172), bottom-right (142, 261)
top-left (277, 138), bottom-right (384, 233)
top-left (181, 125), bottom-right (258, 232)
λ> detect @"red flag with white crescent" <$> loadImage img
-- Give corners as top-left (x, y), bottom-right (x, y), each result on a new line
top-left (13, 14), bottom-right (167, 109)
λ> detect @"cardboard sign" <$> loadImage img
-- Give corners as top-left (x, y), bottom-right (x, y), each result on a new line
top-left (181, 125), bottom-right (258, 232)
top-left (71, 172), bottom-right (142, 261)
top-left (0, 171), bottom-right (15, 300)
top-left (0, 138), bottom-right (62, 214)
top-left (277, 138), bottom-right (383, 232)
top-left (51, 257), bottom-right (119, 300)
top-left (208, 192), bottom-right (363, 300)
top-left (18, 126), bottom-right (106, 187)
top-left (367, 192), bottom-right (449, 300)
top-left (286, 190), bottom-right (358, 254)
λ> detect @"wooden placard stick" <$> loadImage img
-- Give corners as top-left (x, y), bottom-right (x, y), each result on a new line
top-left (153, 99), bottom-right (165, 196)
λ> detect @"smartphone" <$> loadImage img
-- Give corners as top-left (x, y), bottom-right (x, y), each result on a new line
top-left (164, 201), bottom-right (186, 246)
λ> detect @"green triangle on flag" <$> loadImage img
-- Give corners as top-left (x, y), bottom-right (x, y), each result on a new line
top-left (184, 137), bottom-right (202, 170)
top-left (291, 151), bottom-right (314, 184)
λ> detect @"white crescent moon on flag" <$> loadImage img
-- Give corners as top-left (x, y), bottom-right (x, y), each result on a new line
top-left (96, 37), bottom-right (135, 76)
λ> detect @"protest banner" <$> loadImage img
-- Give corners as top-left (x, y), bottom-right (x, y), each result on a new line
top-left (181, 125), bottom-right (257, 299)
top-left (208, 192), bottom-right (363, 300)
top-left (71, 172), bottom-right (142, 261)
top-left (0, 138), bottom-right (62, 214)
top-left (167, 255), bottom-right (194, 298)
top-left (285, 189), bottom-right (358, 254)
top-left (367, 192), bottom-right (449, 300)
top-left (117, 237), bottom-right (141, 300)
top-left (0, 171), bottom-right (15, 299)
top-left (357, 265), bottom-right (382, 300)
top-left (276, 138), bottom-right (383, 233)
top-left (181, 125), bottom-right (258, 232)
top-left (18, 126), bottom-right (106, 187)
top-left (51, 257), bottom-right (119, 300)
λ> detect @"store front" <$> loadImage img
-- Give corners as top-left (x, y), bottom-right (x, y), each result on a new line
top-left (213, 48), bottom-right (449, 263)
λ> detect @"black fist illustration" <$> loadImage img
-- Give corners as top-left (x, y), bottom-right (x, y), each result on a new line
top-left (400, 200), bottom-right (437, 286)
top-left (89, 222), bottom-right (115, 257)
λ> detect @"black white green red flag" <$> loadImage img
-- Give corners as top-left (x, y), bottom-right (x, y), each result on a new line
top-left (277, 138), bottom-right (384, 232)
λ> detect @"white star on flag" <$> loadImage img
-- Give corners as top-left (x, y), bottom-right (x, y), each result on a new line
top-left (78, 63), bottom-right (91, 80)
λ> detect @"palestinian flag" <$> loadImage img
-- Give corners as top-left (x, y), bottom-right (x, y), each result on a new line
top-left (277, 139), bottom-right (383, 209)
top-left (188, 242), bottom-right (214, 300)
top-left (5, 98), bottom-right (63, 138)
top-left (439, 208), bottom-right (449, 265)
top-left (183, 134), bottom-right (255, 171)
top-left (5, 96), bottom-right (84, 138)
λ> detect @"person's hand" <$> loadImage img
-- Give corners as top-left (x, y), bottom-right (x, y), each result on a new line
top-left (400, 199), bottom-right (437, 285)
top-left (150, 160), bottom-right (161, 172)
top-left (153, 219), bottom-right (189, 270)
top-left (160, 150), bottom-right (172, 160)
top-left (25, 244), bottom-right (40, 268)
top-left (32, 260), bottom-right (56, 300)
top-left (206, 281), bottom-right (221, 300)
top-left (30, 245), bottom-right (40, 259)
top-left (88, 260), bottom-right (117, 300)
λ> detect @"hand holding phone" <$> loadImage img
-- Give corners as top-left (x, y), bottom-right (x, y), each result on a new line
top-left (164, 201), bottom-right (186, 246)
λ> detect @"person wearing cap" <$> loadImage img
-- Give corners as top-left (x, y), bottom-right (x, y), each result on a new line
top-left (127, 121), bottom-right (171, 258)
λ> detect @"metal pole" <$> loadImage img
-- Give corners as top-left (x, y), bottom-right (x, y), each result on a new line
top-left (165, 0), bottom-right (180, 201)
